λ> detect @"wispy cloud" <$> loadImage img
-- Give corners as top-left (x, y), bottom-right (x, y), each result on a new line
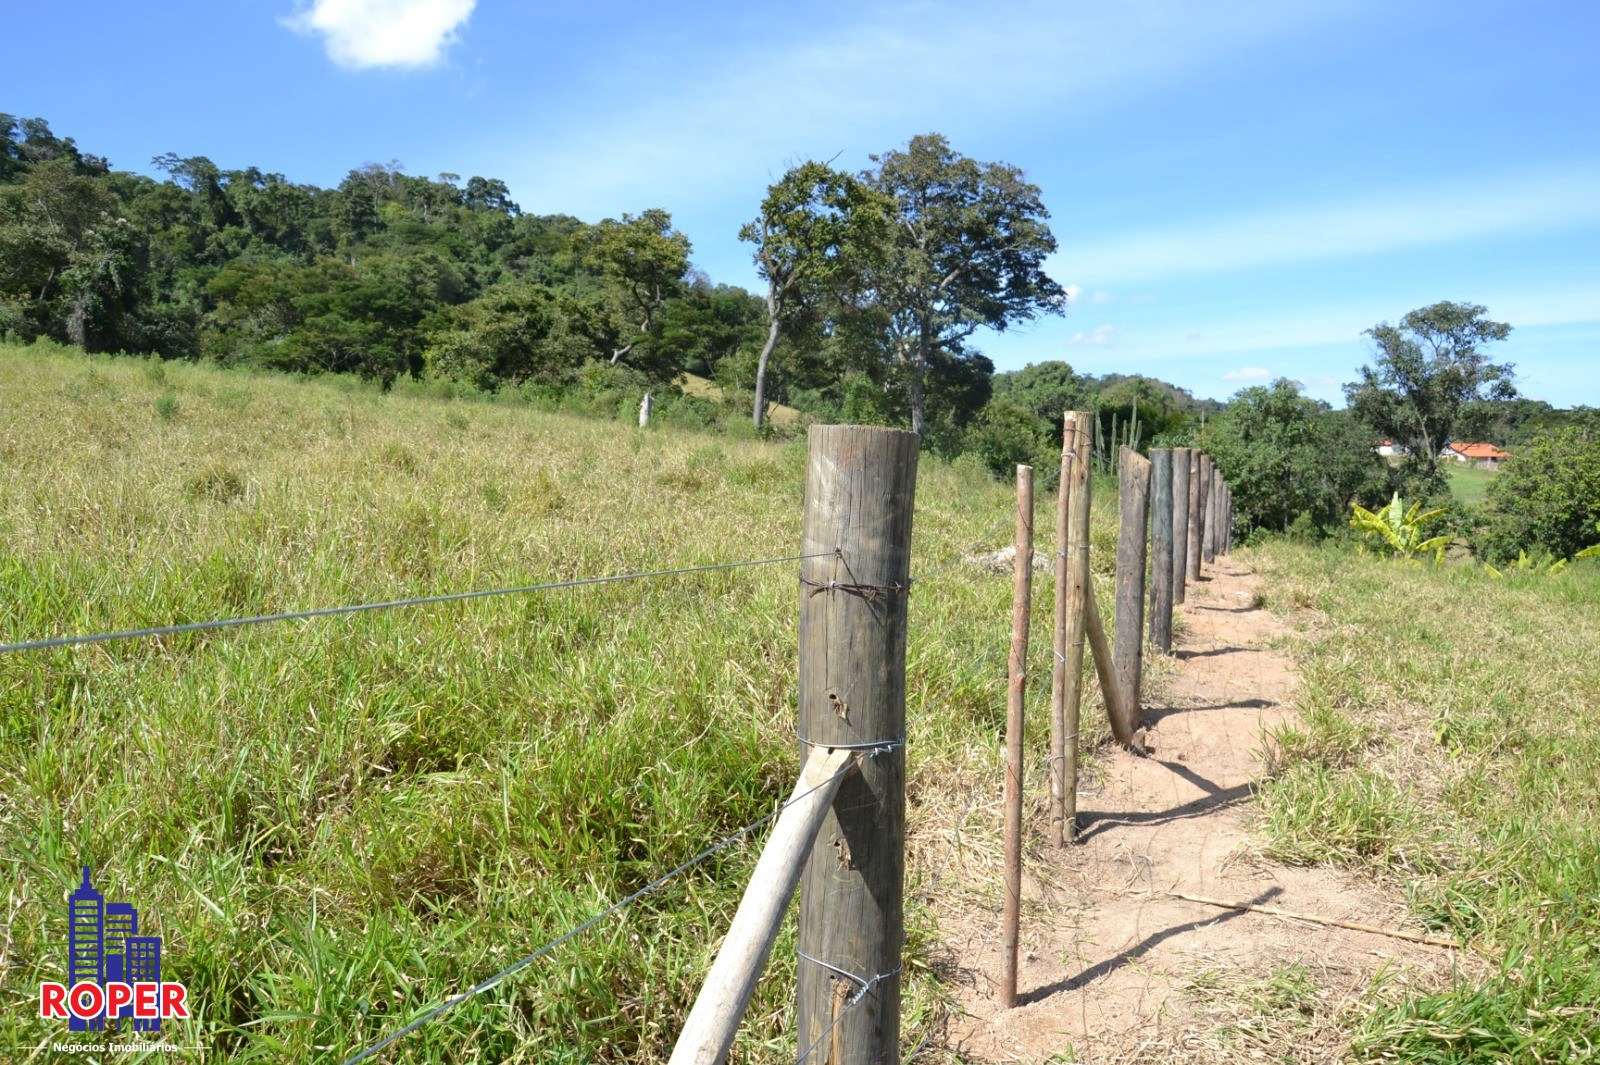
top-left (1068, 325), bottom-right (1120, 347)
top-left (285, 0), bottom-right (476, 70)
top-left (493, 0), bottom-right (1355, 221)
top-left (1058, 163), bottom-right (1600, 284)
top-left (1221, 366), bottom-right (1273, 382)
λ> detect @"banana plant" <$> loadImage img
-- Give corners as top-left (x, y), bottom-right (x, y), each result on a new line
top-left (1576, 521), bottom-right (1600, 560)
top-left (1484, 551), bottom-right (1568, 578)
top-left (1349, 492), bottom-right (1452, 562)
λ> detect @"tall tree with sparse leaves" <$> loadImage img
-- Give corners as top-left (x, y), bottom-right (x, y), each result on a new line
top-left (1345, 301), bottom-right (1516, 485)
top-left (863, 134), bottom-right (1065, 436)
top-left (739, 160), bottom-right (891, 428)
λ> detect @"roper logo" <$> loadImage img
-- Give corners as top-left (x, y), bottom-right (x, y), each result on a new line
top-left (38, 867), bottom-right (189, 1032)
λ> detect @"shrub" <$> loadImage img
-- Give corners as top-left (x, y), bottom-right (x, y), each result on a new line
top-left (1477, 427), bottom-right (1600, 562)
top-left (964, 399), bottom-right (1046, 477)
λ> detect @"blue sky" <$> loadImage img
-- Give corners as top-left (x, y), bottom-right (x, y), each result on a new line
top-left (6, 0), bottom-right (1597, 406)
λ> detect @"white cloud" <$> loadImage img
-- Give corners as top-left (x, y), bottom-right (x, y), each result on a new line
top-left (1058, 163), bottom-right (1600, 284)
top-left (1063, 284), bottom-right (1083, 307)
top-left (1221, 366), bottom-right (1273, 382)
top-left (491, 0), bottom-right (1356, 221)
top-left (285, 0), bottom-right (476, 69)
top-left (1067, 325), bottom-right (1120, 347)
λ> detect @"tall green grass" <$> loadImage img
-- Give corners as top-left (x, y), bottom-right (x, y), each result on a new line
top-left (1253, 543), bottom-right (1600, 1063)
top-left (0, 343), bottom-right (1121, 1062)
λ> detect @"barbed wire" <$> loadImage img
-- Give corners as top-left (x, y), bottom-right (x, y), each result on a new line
top-left (0, 551), bottom-right (834, 655)
top-left (340, 741), bottom-right (896, 1065)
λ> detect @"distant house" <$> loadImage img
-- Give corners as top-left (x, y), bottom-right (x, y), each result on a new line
top-left (1374, 439), bottom-right (1407, 457)
top-left (1442, 441), bottom-right (1512, 470)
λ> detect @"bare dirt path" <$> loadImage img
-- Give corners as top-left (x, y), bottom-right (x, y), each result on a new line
top-left (934, 557), bottom-right (1455, 1063)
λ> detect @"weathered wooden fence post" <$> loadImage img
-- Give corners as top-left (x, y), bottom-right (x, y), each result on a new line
top-left (1148, 448), bottom-right (1174, 654)
top-left (797, 425), bottom-right (919, 1064)
top-left (1187, 450), bottom-right (1204, 583)
top-left (1053, 412), bottom-right (1092, 847)
top-left (1171, 447), bottom-right (1191, 605)
top-left (1000, 464), bottom-right (1033, 1008)
top-left (1114, 447), bottom-right (1152, 731)
top-left (1202, 459), bottom-right (1217, 565)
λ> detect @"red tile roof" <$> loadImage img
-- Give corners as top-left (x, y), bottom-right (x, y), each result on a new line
top-left (1449, 442), bottom-right (1511, 460)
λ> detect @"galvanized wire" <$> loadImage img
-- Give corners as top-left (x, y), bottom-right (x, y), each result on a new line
top-left (0, 551), bottom-right (833, 654)
top-left (341, 742), bottom-right (898, 1065)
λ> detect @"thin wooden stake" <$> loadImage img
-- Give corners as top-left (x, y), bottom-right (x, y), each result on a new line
top-left (1053, 412), bottom-right (1093, 847)
top-left (1000, 465), bottom-right (1033, 1008)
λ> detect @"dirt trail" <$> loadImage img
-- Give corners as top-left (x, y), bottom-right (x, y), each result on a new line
top-left (936, 558), bottom-right (1453, 1063)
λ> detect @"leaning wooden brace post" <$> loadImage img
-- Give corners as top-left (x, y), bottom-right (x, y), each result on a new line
top-left (1053, 412), bottom-right (1093, 847)
top-left (1000, 465), bottom-right (1033, 1008)
top-left (669, 746), bottom-right (855, 1065)
top-left (796, 425), bottom-right (918, 1064)
top-left (1171, 447), bottom-right (1191, 605)
top-left (1147, 448), bottom-right (1174, 653)
top-left (1187, 449), bottom-right (1204, 582)
top-left (1084, 582), bottom-right (1134, 747)
top-left (1114, 447), bottom-right (1153, 731)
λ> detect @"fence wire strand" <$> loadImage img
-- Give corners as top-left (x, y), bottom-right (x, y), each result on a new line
top-left (0, 551), bottom-right (833, 655)
top-left (341, 743), bottom-right (894, 1065)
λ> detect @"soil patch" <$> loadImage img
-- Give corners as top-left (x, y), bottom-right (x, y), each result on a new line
top-left (928, 558), bottom-right (1461, 1063)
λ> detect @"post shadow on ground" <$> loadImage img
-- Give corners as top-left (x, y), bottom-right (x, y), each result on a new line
top-left (1189, 603), bottom-right (1259, 614)
top-left (1142, 697), bottom-right (1277, 727)
top-left (1017, 886), bottom-right (1285, 1006)
top-left (1073, 760), bottom-right (1256, 844)
top-left (1173, 645), bottom-right (1256, 660)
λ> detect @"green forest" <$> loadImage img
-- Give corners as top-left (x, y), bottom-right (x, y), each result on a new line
top-left (3, 113), bottom-right (1596, 564)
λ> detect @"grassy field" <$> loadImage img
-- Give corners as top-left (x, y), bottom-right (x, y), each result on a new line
top-left (1252, 543), bottom-right (1600, 1063)
top-left (1444, 463), bottom-right (1497, 505)
top-left (0, 343), bottom-right (1127, 1062)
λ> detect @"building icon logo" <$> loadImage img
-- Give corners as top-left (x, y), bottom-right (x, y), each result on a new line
top-left (40, 867), bottom-right (190, 1033)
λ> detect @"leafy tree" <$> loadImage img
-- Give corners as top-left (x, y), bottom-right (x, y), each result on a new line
top-left (739, 160), bottom-right (892, 427)
top-left (653, 281), bottom-right (766, 379)
top-left (864, 134), bottom-right (1065, 435)
top-left (0, 159), bottom-right (144, 350)
top-left (580, 209), bottom-right (691, 374)
top-left (991, 361), bottom-right (1085, 441)
top-left (422, 284), bottom-right (591, 390)
top-left (1345, 301), bottom-right (1515, 487)
top-left (1477, 426), bottom-right (1600, 563)
top-left (1204, 378), bottom-right (1388, 534)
